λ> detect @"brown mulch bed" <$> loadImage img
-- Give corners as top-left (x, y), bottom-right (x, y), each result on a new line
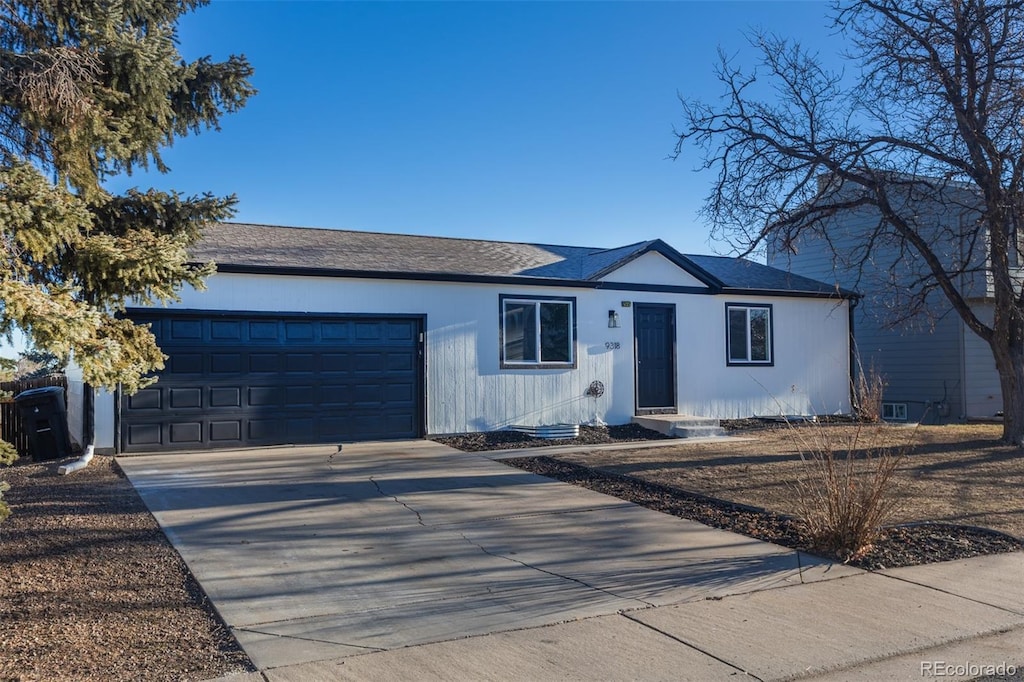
top-left (0, 456), bottom-right (253, 682)
top-left (430, 423), bottom-right (671, 451)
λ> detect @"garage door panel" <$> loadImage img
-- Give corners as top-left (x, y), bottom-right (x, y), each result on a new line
top-left (127, 423), bottom-right (162, 446)
top-left (284, 385), bottom-right (315, 406)
top-left (168, 353), bottom-right (204, 374)
top-left (249, 321), bottom-right (279, 341)
top-left (321, 322), bottom-right (350, 340)
top-left (385, 382), bottom-right (415, 403)
top-left (170, 319), bottom-right (203, 341)
top-left (210, 353), bottom-right (243, 374)
top-left (169, 388), bottom-right (203, 409)
top-left (285, 321), bottom-right (315, 341)
top-left (210, 320), bottom-right (243, 340)
top-left (285, 353), bottom-right (316, 372)
top-left (387, 321), bottom-right (416, 340)
top-left (321, 353), bottom-right (350, 372)
top-left (248, 386), bottom-right (279, 407)
top-left (210, 387), bottom-right (241, 408)
top-left (209, 421), bottom-right (242, 443)
top-left (122, 313), bottom-right (423, 452)
top-left (129, 388), bottom-right (162, 410)
top-left (249, 354), bottom-right (278, 372)
top-left (387, 353), bottom-right (414, 371)
top-left (169, 422), bottom-right (203, 444)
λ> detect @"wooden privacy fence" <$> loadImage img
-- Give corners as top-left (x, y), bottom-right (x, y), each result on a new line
top-left (0, 375), bottom-right (68, 458)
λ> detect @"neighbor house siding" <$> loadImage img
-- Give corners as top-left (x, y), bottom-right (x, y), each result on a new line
top-left (963, 303), bottom-right (1002, 419)
top-left (769, 203), bottom-right (976, 423)
top-left (853, 305), bottom-right (963, 423)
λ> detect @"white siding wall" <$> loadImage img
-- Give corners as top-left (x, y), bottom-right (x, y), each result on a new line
top-left (93, 272), bottom-right (850, 447)
top-left (675, 294), bottom-right (850, 418)
top-left (600, 252), bottom-right (709, 287)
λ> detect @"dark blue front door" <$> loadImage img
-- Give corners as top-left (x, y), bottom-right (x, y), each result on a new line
top-left (634, 304), bottom-right (676, 412)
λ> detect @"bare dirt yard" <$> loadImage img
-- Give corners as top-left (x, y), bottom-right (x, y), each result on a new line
top-left (0, 456), bottom-right (253, 682)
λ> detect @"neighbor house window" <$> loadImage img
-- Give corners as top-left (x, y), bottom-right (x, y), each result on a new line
top-left (500, 295), bottom-right (576, 368)
top-left (882, 403), bottom-right (908, 421)
top-left (726, 303), bottom-right (773, 365)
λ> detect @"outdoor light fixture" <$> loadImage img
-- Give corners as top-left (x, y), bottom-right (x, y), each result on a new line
top-left (608, 310), bottom-right (620, 328)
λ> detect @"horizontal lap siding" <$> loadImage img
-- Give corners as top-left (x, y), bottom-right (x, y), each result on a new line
top-left (769, 209), bottom-right (968, 423)
top-left (963, 304), bottom-right (1002, 419)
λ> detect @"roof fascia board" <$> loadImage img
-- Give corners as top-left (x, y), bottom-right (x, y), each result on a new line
top-left (207, 263), bottom-right (847, 298)
top-left (720, 286), bottom-right (860, 300)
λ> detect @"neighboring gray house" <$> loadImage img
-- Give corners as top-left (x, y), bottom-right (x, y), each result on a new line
top-left (767, 183), bottom-right (1002, 424)
top-left (83, 223), bottom-right (853, 453)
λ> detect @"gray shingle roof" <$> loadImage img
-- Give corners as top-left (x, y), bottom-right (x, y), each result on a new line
top-left (193, 222), bottom-right (847, 297)
top-left (686, 255), bottom-right (849, 296)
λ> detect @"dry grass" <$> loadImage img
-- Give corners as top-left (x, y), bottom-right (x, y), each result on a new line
top-left (786, 422), bottom-right (909, 560)
top-left (555, 423), bottom-right (1024, 541)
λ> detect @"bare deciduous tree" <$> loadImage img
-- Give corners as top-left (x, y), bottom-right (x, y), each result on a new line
top-left (677, 0), bottom-right (1024, 445)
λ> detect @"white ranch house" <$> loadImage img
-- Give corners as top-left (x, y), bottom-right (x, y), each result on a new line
top-left (87, 223), bottom-right (853, 453)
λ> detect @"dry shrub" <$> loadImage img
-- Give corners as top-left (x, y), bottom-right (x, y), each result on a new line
top-left (789, 422), bottom-right (912, 562)
top-left (853, 361), bottom-right (887, 423)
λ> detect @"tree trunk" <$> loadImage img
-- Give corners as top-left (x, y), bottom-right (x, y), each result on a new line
top-left (991, 339), bottom-right (1024, 447)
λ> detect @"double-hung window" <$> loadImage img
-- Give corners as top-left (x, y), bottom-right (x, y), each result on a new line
top-left (500, 295), bottom-right (576, 368)
top-left (726, 303), bottom-right (773, 366)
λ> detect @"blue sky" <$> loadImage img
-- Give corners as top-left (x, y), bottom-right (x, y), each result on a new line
top-left (108, 0), bottom-right (847, 255)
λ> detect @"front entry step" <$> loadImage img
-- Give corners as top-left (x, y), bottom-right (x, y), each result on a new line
top-left (632, 415), bottom-right (726, 439)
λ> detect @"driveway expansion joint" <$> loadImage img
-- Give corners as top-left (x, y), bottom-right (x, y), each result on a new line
top-left (369, 476), bottom-right (426, 526)
top-left (620, 612), bottom-right (763, 681)
top-left (877, 570), bottom-right (1024, 616)
top-left (233, 626), bottom-right (386, 653)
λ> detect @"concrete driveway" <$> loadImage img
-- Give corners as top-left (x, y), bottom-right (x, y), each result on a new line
top-left (118, 440), bottom-right (860, 676)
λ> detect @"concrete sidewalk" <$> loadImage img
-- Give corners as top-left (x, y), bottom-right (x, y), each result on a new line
top-left (117, 441), bottom-right (1024, 681)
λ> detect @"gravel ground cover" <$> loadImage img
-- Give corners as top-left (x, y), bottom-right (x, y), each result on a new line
top-left (0, 456), bottom-right (253, 682)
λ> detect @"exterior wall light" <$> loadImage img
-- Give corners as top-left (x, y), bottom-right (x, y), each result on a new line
top-left (608, 310), bottom-right (620, 328)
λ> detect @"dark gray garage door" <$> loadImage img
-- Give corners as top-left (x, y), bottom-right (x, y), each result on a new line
top-left (121, 312), bottom-right (424, 452)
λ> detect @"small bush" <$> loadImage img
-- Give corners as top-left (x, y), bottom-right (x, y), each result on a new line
top-left (0, 440), bottom-right (17, 526)
top-left (853, 361), bottom-right (887, 423)
top-left (0, 481), bottom-right (10, 525)
top-left (788, 422), bottom-right (911, 562)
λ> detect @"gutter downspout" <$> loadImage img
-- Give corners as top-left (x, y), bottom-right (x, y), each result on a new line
top-left (59, 385), bottom-right (95, 475)
top-left (58, 444), bottom-right (93, 475)
top-left (848, 296), bottom-right (860, 415)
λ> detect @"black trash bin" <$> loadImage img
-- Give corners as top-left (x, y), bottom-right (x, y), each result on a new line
top-left (14, 386), bottom-right (72, 461)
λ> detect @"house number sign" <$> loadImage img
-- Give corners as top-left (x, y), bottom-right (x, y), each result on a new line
top-left (605, 341), bottom-right (621, 350)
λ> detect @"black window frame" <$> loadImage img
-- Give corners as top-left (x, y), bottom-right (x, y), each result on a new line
top-left (725, 302), bottom-right (774, 367)
top-left (499, 294), bottom-right (577, 369)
